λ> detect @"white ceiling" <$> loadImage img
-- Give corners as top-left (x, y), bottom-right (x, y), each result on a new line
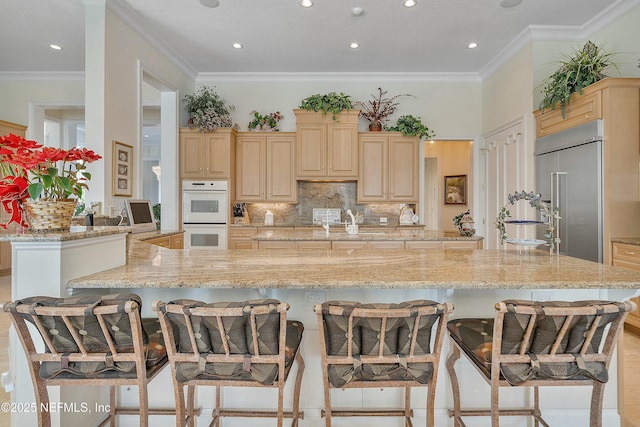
top-left (0, 0), bottom-right (633, 75)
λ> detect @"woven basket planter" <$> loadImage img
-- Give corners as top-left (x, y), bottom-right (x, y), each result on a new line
top-left (23, 200), bottom-right (76, 232)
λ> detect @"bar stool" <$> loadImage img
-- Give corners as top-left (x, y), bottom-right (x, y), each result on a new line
top-left (446, 299), bottom-right (636, 427)
top-left (314, 299), bottom-right (454, 427)
top-left (1, 294), bottom-right (170, 427)
top-left (153, 298), bottom-right (305, 427)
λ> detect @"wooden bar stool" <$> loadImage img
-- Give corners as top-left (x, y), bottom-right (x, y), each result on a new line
top-left (314, 299), bottom-right (454, 427)
top-left (1, 294), bottom-right (171, 427)
top-left (446, 299), bottom-right (636, 427)
top-left (153, 298), bottom-right (305, 427)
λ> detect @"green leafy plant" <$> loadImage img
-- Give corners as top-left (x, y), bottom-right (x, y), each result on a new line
top-left (386, 115), bottom-right (435, 139)
top-left (248, 111), bottom-right (283, 131)
top-left (453, 209), bottom-right (475, 236)
top-left (152, 203), bottom-right (161, 230)
top-left (183, 86), bottom-right (238, 131)
top-left (352, 87), bottom-right (414, 127)
top-left (539, 41), bottom-right (616, 117)
top-left (299, 92), bottom-right (353, 119)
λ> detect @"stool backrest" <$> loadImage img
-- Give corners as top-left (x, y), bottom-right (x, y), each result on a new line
top-left (154, 299), bottom-right (289, 384)
top-left (494, 299), bottom-right (635, 385)
top-left (2, 294), bottom-right (148, 379)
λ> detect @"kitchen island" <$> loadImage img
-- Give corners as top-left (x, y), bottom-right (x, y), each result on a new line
top-left (5, 229), bottom-right (640, 426)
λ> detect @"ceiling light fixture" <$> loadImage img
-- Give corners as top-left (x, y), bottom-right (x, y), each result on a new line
top-left (200, 0), bottom-right (220, 7)
top-left (300, 0), bottom-right (313, 7)
top-left (404, 0), bottom-right (417, 7)
top-left (468, 42), bottom-right (478, 49)
top-left (499, 0), bottom-right (522, 7)
top-left (350, 42), bottom-right (360, 49)
top-left (49, 44), bottom-right (63, 50)
top-left (352, 7), bottom-right (364, 16)
top-left (232, 43), bottom-right (243, 49)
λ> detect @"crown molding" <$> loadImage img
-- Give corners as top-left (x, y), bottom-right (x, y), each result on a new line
top-left (105, 0), bottom-right (197, 80)
top-left (0, 72), bottom-right (85, 82)
top-left (480, 0), bottom-right (640, 79)
top-left (196, 72), bottom-right (481, 83)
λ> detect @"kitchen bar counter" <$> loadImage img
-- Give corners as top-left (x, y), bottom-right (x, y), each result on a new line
top-left (67, 239), bottom-right (640, 290)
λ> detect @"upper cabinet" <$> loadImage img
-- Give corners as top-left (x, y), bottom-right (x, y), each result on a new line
top-left (294, 109), bottom-right (359, 180)
top-left (236, 132), bottom-right (297, 202)
top-left (358, 133), bottom-right (420, 203)
top-left (535, 90), bottom-right (602, 138)
top-left (179, 128), bottom-right (236, 179)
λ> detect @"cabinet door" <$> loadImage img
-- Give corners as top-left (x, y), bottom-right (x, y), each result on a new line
top-left (267, 136), bottom-right (296, 202)
top-left (328, 125), bottom-right (358, 177)
top-left (389, 136), bottom-right (419, 202)
top-left (236, 136), bottom-right (265, 201)
top-left (180, 132), bottom-right (205, 178)
top-left (358, 136), bottom-right (388, 202)
top-left (204, 132), bottom-right (231, 178)
top-left (297, 125), bottom-right (326, 177)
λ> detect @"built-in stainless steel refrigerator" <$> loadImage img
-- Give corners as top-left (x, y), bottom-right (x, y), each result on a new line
top-left (534, 120), bottom-right (603, 262)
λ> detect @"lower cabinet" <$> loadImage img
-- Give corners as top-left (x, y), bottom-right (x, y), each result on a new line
top-left (0, 241), bottom-right (10, 275)
top-left (612, 242), bottom-right (640, 332)
top-left (144, 233), bottom-right (184, 249)
top-left (229, 227), bottom-right (258, 249)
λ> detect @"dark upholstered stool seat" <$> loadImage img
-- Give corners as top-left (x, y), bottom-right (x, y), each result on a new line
top-left (445, 299), bottom-right (636, 427)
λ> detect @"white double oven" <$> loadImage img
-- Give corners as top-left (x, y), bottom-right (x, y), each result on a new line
top-left (182, 180), bottom-right (228, 250)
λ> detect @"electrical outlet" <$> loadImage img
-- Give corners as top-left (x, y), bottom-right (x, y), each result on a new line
top-left (531, 291), bottom-right (554, 302)
top-left (380, 217), bottom-right (388, 224)
top-left (303, 291), bottom-right (326, 306)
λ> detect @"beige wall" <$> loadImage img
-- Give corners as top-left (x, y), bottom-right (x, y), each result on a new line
top-left (424, 140), bottom-right (474, 231)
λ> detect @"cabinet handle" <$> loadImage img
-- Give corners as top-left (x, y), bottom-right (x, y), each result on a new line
top-left (625, 251), bottom-right (636, 255)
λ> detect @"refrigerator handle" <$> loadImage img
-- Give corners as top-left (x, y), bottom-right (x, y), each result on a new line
top-left (550, 172), bottom-right (567, 254)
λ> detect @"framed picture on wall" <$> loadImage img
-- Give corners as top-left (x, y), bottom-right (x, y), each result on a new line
top-left (444, 175), bottom-right (466, 205)
top-left (112, 140), bottom-right (133, 197)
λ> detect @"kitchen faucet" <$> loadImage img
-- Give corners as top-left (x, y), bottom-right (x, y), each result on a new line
top-left (322, 209), bottom-right (330, 235)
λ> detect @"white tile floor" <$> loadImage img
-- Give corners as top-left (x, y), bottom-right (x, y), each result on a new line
top-left (0, 274), bottom-right (638, 426)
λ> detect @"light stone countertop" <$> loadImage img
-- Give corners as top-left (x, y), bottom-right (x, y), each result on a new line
top-left (66, 237), bottom-right (640, 290)
top-left (0, 225), bottom-right (131, 242)
top-left (253, 229), bottom-right (483, 241)
top-left (611, 237), bottom-right (640, 246)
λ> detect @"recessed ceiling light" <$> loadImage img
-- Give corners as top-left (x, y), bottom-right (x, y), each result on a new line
top-left (499, 0), bottom-right (522, 7)
top-left (404, 0), bottom-right (417, 7)
top-left (200, 0), bottom-right (219, 7)
top-left (232, 43), bottom-right (243, 49)
top-left (352, 7), bottom-right (364, 16)
top-left (468, 42), bottom-right (478, 49)
top-left (350, 42), bottom-right (360, 49)
top-left (50, 44), bottom-right (63, 50)
top-left (300, 0), bottom-right (313, 7)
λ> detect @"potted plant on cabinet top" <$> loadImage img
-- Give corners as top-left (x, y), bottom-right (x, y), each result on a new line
top-left (353, 87), bottom-right (414, 131)
top-left (538, 40), bottom-right (616, 117)
top-left (183, 86), bottom-right (239, 131)
top-left (248, 111), bottom-right (283, 131)
top-left (298, 92), bottom-right (354, 120)
top-left (386, 114), bottom-right (435, 140)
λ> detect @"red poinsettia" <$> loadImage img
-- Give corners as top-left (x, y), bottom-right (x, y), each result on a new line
top-left (0, 134), bottom-right (102, 229)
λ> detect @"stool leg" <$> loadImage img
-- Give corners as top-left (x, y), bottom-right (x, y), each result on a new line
top-left (490, 362), bottom-right (500, 427)
top-left (446, 341), bottom-right (462, 427)
top-left (590, 382), bottom-right (605, 427)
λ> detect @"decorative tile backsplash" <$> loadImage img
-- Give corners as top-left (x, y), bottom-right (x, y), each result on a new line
top-left (239, 181), bottom-right (410, 225)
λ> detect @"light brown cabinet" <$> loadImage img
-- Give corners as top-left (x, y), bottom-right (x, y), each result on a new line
top-left (358, 133), bottom-right (420, 202)
top-left (144, 233), bottom-right (184, 249)
top-left (611, 242), bottom-right (640, 333)
top-left (236, 133), bottom-right (296, 202)
top-left (229, 227), bottom-right (258, 249)
top-left (179, 128), bottom-right (236, 179)
top-left (294, 109), bottom-right (359, 179)
top-left (534, 78), bottom-right (640, 264)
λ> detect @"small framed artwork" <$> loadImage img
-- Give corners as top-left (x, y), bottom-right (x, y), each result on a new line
top-left (112, 140), bottom-right (133, 197)
top-left (444, 175), bottom-right (467, 205)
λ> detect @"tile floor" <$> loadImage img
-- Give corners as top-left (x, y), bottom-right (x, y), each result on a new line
top-left (0, 274), bottom-right (638, 426)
